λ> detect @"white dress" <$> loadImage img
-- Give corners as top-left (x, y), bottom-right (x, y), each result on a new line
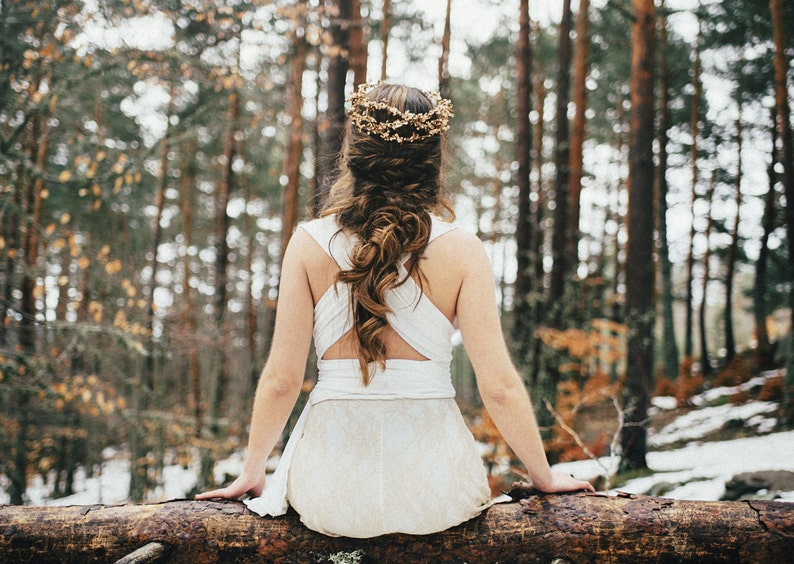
top-left (245, 214), bottom-right (491, 538)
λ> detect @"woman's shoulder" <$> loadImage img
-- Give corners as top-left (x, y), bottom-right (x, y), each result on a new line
top-left (429, 218), bottom-right (483, 250)
top-left (425, 220), bottom-right (488, 271)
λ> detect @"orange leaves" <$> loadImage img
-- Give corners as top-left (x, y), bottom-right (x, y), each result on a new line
top-left (51, 374), bottom-right (126, 417)
top-left (537, 318), bottom-right (626, 377)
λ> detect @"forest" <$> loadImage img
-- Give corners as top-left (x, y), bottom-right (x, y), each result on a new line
top-left (1, 0), bottom-right (793, 508)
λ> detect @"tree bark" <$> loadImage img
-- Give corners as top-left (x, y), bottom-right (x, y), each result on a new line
top-left (684, 24), bottom-right (702, 361)
top-left (621, 0), bottom-right (655, 473)
top-left (1, 495), bottom-right (792, 563)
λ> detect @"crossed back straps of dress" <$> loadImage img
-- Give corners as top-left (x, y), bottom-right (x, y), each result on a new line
top-left (299, 215), bottom-right (457, 365)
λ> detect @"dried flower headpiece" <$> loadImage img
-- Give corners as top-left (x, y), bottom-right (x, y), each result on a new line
top-left (346, 82), bottom-right (454, 144)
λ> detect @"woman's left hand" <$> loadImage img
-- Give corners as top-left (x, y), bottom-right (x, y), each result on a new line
top-left (195, 471), bottom-right (265, 501)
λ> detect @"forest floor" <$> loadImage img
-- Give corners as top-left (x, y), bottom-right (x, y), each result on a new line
top-left (3, 369), bottom-right (793, 506)
top-left (555, 368), bottom-right (794, 502)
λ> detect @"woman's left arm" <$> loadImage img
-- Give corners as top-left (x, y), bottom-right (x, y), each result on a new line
top-left (196, 229), bottom-right (316, 499)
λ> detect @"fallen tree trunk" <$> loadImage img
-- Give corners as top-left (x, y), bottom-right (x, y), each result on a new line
top-left (1, 493), bottom-right (792, 563)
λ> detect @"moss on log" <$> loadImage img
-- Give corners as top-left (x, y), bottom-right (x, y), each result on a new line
top-left (1, 493), bottom-right (792, 563)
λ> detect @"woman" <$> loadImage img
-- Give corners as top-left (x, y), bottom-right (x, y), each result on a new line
top-left (197, 83), bottom-right (594, 538)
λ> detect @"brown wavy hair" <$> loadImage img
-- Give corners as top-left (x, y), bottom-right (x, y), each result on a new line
top-left (321, 84), bottom-right (455, 383)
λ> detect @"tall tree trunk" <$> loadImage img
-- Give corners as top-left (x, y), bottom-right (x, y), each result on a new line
top-left (0, 174), bottom-right (20, 347)
top-left (179, 137), bottom-right (202, 433)
top-left (348, 0), bottom-right (367, 87)
top-left (608, 99), bottom-right (627, 383)
top-left (528, 75), bottom-right (547, 389)
top-left (656, 7), bottom-right (678, 380)
top-left (241, 146), bottom-right (260, 403)
top-left (755, 108), bottom-right (777, 362)
top-left (316, 0), bottom-right (351, 203)
top-left (380, 0), bottom-right (391, 81)
top-left (209, 82), bottom-right (240, 428)
top-left (724, 114), bottom-right (743, 363)
top-left (130, 86), bottom-right (174, 502)
top-left (699, 171), bottom-right (715, 377)
top-left (438, 0), bottom-right (452, 99)
top-left (279, 33), bottom-right (308, 262)
top-left (19, 105), bottom-right (49, 353)
top-left (565, 0), bottom-right (590, 282)
top-left (512, 0), bottom-right (533, 363)
top-left (10, 96), bottom-right (50, 505)
top-left (770, 0), bottom-right (794, 424)
top-left (620, 0), bottom-right (655, 473)
top-left (549, 0), bottom-right (574, 305)
top-left (684, 25), bottom-right (701, 360)
top-left (533, 75), bottom-right (547, 301)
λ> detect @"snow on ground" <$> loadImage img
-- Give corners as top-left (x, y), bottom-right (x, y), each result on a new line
top-left (555, 430), bottom-right (794, 501)
top-left (554, 372), bottom-right (793, 501)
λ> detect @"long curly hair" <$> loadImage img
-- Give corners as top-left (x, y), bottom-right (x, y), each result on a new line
top-left (320, 83), bottom-right (455, 383)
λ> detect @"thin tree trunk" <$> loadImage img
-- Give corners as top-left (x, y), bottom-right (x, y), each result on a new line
top-left (684, 24), bottom-right (701, 360)
top-left (724, 114), bottom-right (743, 363)
top-left (699, 171), bottom-right (715, 377)
top-left (656, 6), bottom-right (678, 380)
top-left (528, 75), bottom-right (547, 389)
top-left (380, 0), bottom-right (391, 81)
top-left (770, 0), bottom-right (794, 424)
top-left (316, 0), bottom-right (350, 203)
top-left (279, 32), bottom-right (308, 262)
top-left (611, 95), bottom-right (626, 329)
top-left (532, 75), bottom-right (547, 301)
top-left (566, 0), bottom-right (590, 282)
top-left (512, 0), bottom-right (533, 362)
top-left (438, 0), bottom-right (452, 99)
top-left (620, 0), bottom-right (655, 473)
top-left (179, 137), bottom-right (202, 432)
top-left (349, 0), bottom-right (367, 87)
top-left (549, 0), bottom-right (574, 305)
top-left (130, 86), bottom-right (174, 502)
top-left (754, 108), bottom-right (777, 361)
top-left (241, 147), bottom-right (260, 402)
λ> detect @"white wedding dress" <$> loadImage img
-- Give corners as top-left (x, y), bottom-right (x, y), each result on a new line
top-left (245, 214), bottom-right (491, 538)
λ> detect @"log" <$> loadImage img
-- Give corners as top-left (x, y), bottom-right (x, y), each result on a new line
top-left (1, 493), bottom-right (792, 563)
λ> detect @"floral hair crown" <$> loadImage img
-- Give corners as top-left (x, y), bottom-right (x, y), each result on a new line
top-left (346, 82), bottom-right (454, 144)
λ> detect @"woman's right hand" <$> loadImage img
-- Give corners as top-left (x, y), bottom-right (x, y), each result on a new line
top-left (195, 471), bottom-right (266, 501)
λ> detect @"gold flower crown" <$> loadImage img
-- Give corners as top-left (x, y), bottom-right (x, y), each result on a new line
top-left (346, 82), bottom-right (454, 144)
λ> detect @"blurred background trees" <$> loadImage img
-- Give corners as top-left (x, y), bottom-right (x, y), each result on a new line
top-left (1, 0), bottom-right (792, 503)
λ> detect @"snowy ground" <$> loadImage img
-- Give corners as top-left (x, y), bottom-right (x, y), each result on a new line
top-left (3, 371), bottom-right (793, 506)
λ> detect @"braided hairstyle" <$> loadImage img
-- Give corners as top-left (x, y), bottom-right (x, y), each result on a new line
top-left (321, 84), bottom-right (454, 384)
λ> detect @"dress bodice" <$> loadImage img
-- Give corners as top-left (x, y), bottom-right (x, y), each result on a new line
top-left (299, 214), bottom-right (458, 366)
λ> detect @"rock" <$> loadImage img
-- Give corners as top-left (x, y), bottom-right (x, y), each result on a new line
top-left (722, 470), bottom-right (794, 501)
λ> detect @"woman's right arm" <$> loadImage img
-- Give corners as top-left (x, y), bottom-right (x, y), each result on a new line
top-left (455, 233), bottom-right (594, 494)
